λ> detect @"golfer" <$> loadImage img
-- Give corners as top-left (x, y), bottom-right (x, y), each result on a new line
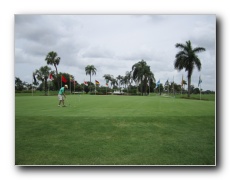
top-left (58, 84), bottom-right (68, 107)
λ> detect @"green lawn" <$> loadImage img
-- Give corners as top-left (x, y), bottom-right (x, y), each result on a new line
top-left (15, 94), bottom-right (215, 165)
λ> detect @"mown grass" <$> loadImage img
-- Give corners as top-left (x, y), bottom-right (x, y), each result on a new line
top-left (15, 94), bottom-right (215, 165)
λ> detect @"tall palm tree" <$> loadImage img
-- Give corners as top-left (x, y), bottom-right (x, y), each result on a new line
top-left (34, 65), bottom-right (51, 95)
top-left (103, 74), bottom-right (112, 87)
top-left (85, 65), bottom-right (97, 92)
top-left (15, 77), bottom-right (23, 91)
top-left (125, 71), bottom-right (132, 94)
top-left (132, 59), bottom-right (155, 95)
top-left (120, 75), bottom-right (128, 91)
top-left (146, 70), bottom-right (155, 94)
top-left (174, 40), bottom-right (205, 97)
top-left (110, 77), bottom-right (118, 90)
top-left (45, 51), bottom-right (61, 88)
top-left (116, 75), bottom-right (123, 92)
top-left (132, 60), bottom-right (146, 95)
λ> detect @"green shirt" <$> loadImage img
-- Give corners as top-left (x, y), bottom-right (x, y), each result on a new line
top-left (58, 87), bottom-right (65, 95)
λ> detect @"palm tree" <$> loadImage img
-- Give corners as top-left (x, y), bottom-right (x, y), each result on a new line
top-left (34, 65), bottom-right (51, 95)
top-left (125, 71), bottom-right (132, 94)
top-left (132, 60), bottom-right (155, 95)
top-left (116, 75), bottom-right (123, 92)
top-left (146, 70), bottom-right (155, 94)
top-left (132, 60), bottom-right (146, 95)
top-left (120, 75), bottom-right (128, 91)
top-left (15, 77), bottom-right (23, 91)
top-left (85, 65), bottom-right (97, 92)
top-left (45, 51), bottom-right (61, 88)
top-left (174, 40), bottom-right (205, 97)
top-left (110, 77), bottom-right (118, 89)
top-left (103, 74), bottom-right (112, 87)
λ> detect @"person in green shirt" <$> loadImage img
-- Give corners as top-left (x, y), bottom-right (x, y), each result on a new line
top-left (58, 84), bottom-right (68, 107)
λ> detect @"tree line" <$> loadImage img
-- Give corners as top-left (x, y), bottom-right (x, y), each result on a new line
top-left (15, 40), bottom-right (214, 97)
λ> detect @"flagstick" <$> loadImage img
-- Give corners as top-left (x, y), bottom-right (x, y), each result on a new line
top-left (200, 75), bottom-right (202, 100)
top-left (61, 75), bottom-right (62, 88)
top-left (32, 73), bottom-right (33, 96)
top-left (69, 76), bottom-right (71, 95)
top-left (149, 79), bottom-right (150, 96)
top-left (74, 78), bottom-right (75, 93)
top-left (198, 74), bottom-right (202, 100)
top-left (181, 74), bottom-right (183, 96)
top-left (200, 83), bottom-right (201, 100)
top-left (168, 81), bottom-right (169, 96)
top-left (48, 81), bottom-right (49, 96)
top-left (173, 76), bottom-right (175, 97)
top-left (83, 81), bottom-right (85, 94)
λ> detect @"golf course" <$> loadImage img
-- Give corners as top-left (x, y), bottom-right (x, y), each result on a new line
top-left (15, 94), bottom-right (215, 165)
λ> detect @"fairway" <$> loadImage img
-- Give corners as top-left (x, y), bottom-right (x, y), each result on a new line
top-left (15, 94), bottom-right (215, 165)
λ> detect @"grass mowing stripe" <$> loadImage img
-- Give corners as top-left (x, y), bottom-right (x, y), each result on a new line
top-left (16, 115), bottom-right (215, 165)
top-left (15, 95), bottom-right (215, 117)
top-left (15, 95), bottom-right (215, 165)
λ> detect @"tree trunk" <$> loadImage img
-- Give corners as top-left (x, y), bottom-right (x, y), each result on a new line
top-left (45, 78), bottom-right (48, 96)
top-left (141, 80), bottom-right (143, 96)
top-left (90, 73), bottom-right (92, 92)
top-left (187, 76), bottom-right (191, 98)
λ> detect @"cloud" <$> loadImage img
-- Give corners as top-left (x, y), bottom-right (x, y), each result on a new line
top-left (190, 18), bottom-right (216, 52)
top-left (81, 45), bottom-right (115, 59)
top-left (15, 15), bottom-right (216, 90)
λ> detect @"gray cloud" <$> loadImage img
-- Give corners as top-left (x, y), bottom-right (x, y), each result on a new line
top-left (81, 45), bottom-right (115, 59)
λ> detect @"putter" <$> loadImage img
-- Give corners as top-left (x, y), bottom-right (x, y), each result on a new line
top-left (65, 97), bottom-right (70, 107)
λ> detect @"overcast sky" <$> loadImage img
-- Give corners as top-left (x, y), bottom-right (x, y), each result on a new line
top-left (15, 15), bottom-right (216, 91)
